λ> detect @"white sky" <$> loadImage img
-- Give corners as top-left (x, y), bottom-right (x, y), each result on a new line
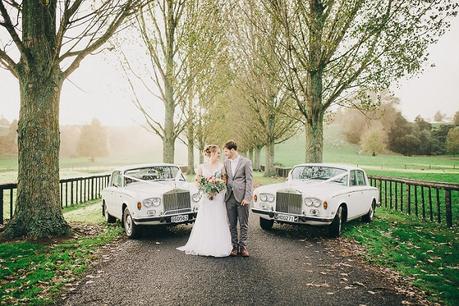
top-left (0, 17), bottom-right (458, 126)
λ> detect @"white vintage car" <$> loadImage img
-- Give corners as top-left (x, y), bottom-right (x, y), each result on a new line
top-left (252, 163), bottom-right (379, 237)
top-left (101, 163), bottom-right (201, 238)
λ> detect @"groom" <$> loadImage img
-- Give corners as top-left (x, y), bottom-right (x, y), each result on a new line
top-left (223, 140), bottom-right (253, 257)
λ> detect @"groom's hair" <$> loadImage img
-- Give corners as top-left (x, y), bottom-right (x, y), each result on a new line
top-left (224, 140), bottom-right (238, 151)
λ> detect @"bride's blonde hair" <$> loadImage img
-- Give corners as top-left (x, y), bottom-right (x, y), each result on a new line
top-left (203, 144), bottom-right (219, 158)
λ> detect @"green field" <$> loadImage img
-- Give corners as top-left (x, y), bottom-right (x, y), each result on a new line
top-left (261, 125), bottom-right (459, 184)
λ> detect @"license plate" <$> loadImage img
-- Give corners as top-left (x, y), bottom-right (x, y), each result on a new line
top-left (276, 214), bottom-right (297, 223)
top-left (171, 215), bottom-right (189, 223)
top-left (147, 210), bottom-right (156, 216)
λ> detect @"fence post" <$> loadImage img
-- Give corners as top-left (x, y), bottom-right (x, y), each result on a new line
top-left (414, 185), bottom-right (418, 217)
top-left (9, 188), bottom-right (13, 218)
top-left (71, 181), bottom-right (74, 206)
top-left (407, 184), bottom-right (411, 215)
top-left (400, 182), bottom-right (404, 213)
top-left (65, 182), bottom-right (68, 207)
top-left (389, 180), bottom-right (393, 209)
top-left (421, 186), bottom-right (426, 220)
top-left (445, 189), bottom-right (452, 228)
top-left (91, 177), bottom-right (94, 200)
top-left (80, 179), bottom-right (83, 204)
top-left (0, 187), bottom-right (3, 225)
top-left (436, 188), bottom-right (441, 223)
top-left (394, 182), bottom-right (398, 211)
top-left (384, 180), bottom-right (387, 207)
top-left (428, 187), bottom-right (433, 222)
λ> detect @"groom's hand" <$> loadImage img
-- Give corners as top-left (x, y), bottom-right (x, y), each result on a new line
top-left (241, 199), bottom-right (250, 206)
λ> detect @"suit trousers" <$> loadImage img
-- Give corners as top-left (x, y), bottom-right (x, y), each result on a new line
top-left (226, 192), bottom-right (249, 248)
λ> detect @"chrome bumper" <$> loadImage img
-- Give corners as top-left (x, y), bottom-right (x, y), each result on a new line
top-left (133, 212), bottom-right (197, 225)
top-left (251, 208), bottom-right (333, 225)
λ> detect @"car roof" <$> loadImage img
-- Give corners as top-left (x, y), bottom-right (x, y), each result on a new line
top-left (113, 163), bottom-right (180, 172)
top-left (292, 163), bottom-right (364, 172)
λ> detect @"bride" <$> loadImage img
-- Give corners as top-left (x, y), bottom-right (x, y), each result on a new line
top-left (177, 145), bottom-right (233, 257)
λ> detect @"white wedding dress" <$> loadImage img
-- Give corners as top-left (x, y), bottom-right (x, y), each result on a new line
top-left (177, 163), bottom-right (233, 257)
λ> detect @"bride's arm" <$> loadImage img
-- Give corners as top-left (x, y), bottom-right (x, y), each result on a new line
top-left (195, 165), bottom-right (203, 185)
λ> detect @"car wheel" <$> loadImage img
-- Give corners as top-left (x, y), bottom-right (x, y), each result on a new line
top-left (329, 205), bottom-right (344, 238)
top-left (259, 217), bottom-right (274, 230)
top-left (362, 200), bottom-right (376, 223)
top-left (123, 208), bottom-right (139, 239)
top-left (103, 202), bottom-right (116, 224)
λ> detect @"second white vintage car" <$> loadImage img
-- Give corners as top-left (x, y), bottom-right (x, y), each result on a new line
top-left (101, 163), bottom-right (201, 238)
top-left (252, 163), bottom-right (379, 237)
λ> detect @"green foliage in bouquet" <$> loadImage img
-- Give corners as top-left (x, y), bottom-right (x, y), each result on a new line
top-left (199, 175), bottom-right (226, 200)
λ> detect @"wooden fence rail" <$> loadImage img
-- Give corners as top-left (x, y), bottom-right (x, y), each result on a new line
top-left (259, 166), bottom-right (458, 227)
top-left (0, 174), bottom-right (111, 225)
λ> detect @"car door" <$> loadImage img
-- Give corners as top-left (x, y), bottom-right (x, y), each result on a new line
top-left (106, 171), bottom-right (122, 218)
top-left (347, 170), bottom-right (366, 219)
top-left (356, 170), bottom-right (373, 215)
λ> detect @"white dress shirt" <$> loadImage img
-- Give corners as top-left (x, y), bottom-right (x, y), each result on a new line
top-left (230, 155), bottom-right (241, 178)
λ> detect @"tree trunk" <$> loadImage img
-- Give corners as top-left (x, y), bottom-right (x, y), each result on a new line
top-left (254, 146), bottom-right (262, 171)
top-left (304, 113), bottom-right (324, 163)
top-left (265, 112), bottom-right (276, 176)
top-left (196, 117), bottom-right (204, 164)
top-left (186, 100), bottom-right (195, 174)
top-left (163, 0), bottom-right (176, 164)
top-left (163, 56), bottom-right (175, 163)
top-left (264, 140), bottom-right (275, 176)
top-left (303, 1), bottom-right (325, 163)
top-left (3, 72), bottom-right (70, 239)
top-left (2, 0), bottom-right (70, 239)
top-left (249, 148), bottom-right (254, 163)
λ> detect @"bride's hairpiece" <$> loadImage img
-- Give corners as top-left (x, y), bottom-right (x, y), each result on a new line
top-left (203, 144), bottom-right (219, 157)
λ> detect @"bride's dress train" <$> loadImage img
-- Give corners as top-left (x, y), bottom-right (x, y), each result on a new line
top-left (177, 163), bottom-right (232, 257)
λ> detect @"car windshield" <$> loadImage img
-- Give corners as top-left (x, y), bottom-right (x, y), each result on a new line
top-left (291, 166), bottom-right (347, 181)
top-left (124, 166), bottom-right (183, 184)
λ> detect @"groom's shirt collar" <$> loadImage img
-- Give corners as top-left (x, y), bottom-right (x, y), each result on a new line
top-left (230, 154), bottom-right (240, 177)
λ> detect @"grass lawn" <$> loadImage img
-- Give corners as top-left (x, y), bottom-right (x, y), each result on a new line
top-left (365, 169), bottom-right (459, 184)
top-left (0, 201), bottom-right (121, 305)
top-left (344, 207), bottom-right (459, 306)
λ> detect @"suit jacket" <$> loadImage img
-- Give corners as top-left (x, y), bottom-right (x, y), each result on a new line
top-left (224, 156), bottom-right (253, 203)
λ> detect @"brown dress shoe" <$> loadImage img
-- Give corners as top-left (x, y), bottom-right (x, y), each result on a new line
top-left (240, 246), bottom-right (249, 257)
top-left (230, 247), bottom-right (238, 257)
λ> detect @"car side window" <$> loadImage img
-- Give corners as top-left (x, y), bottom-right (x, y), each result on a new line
top-left (112, 171), bottom-right (122, 187)
top-left (356, 171), bottom-right (366, 186)
top-left (350, 170), bottom-right (358, 186)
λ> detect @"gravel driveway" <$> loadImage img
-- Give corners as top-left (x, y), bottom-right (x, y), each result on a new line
top-left (62, 215), bottom-right (421, 306)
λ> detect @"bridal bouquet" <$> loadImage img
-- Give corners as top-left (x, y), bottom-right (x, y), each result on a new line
top-left (198, 175), bottom-right (226, 200)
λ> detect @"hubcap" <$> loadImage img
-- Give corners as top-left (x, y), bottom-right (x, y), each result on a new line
top-left (125, 213), bottom-right (132, 235)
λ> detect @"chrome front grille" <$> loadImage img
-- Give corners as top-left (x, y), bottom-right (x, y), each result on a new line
top-left (275, 191), bottom-right (302, 214)
top-left (163, 189), bottom-right (191, 215)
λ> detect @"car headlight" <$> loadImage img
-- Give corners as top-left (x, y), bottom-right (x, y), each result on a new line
top-left (143, 197), bottom-right (161, 208)
top-left (260, 193), bottom-right (275, 202)
top-left (304, 197), bottom-right (321, 208)
top-left (192, 192), bottom-right (202, 202)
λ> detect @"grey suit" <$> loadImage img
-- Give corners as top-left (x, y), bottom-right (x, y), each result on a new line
top-left (224, 156), bottom-right (253, 248)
